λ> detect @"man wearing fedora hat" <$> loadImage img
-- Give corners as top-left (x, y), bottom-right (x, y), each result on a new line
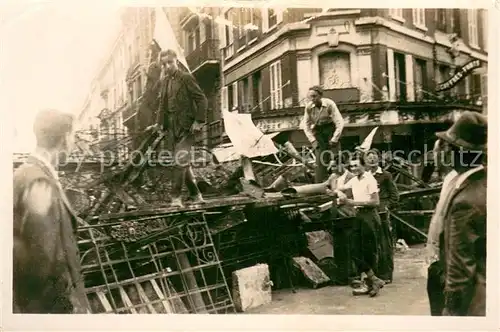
top-left (430, 111), bottom-right (487, 316)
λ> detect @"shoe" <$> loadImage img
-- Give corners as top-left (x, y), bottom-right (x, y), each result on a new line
top-left (171, 197), bottom-right (184, 208)
top-left (350, 279), bottom-right (363, 289)
top-left (352, 283), bottom-right (370, 296)
top-left (368, 276), bottom-right (385, 297)
top-left (365, 269), bottom-right (385, 297)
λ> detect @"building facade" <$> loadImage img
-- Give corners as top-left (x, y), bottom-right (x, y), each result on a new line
top-left (210, 8), bottom-right (488, 151)
top-left (80, 7), bottom-right (488, 155)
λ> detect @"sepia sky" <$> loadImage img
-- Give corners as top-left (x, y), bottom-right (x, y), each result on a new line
top-left (1, 1), bottom-right (122, 152)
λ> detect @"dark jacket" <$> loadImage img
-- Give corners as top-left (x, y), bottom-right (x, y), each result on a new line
top-left (13, 156), bottom-right (90, 313)
top-left (157, 69), bottom-right (207, 140)
top-left (440, 167), bottom-right (486, 316)
top-left (372, 168), bottom-right (399, 210)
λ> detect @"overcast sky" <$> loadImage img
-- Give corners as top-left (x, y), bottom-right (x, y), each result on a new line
top-left (1, 1), bottom-right (121, 152)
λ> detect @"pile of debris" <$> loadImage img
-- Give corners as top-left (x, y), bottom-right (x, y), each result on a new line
top-left (13, 124), bottom-right (444, 314)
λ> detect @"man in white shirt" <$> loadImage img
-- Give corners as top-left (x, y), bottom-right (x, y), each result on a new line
top-left (301, 86), bottom-right (345, 183)
top-left (335, 157), bottom-right (386, 297)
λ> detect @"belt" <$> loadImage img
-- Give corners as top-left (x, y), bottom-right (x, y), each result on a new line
top-left (313, 119), bottom-right (334, 128)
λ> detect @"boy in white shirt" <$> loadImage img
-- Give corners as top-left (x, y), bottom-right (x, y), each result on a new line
top-left (335, 157), bottom-right (386, 297)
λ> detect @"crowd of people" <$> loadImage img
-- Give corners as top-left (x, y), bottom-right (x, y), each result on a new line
top-left (12, 49), bottom-right (487, 316)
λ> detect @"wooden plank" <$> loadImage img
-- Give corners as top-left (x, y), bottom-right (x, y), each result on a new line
top-left (114, 187), bottom-right (138, 206)
top-left (96, 291), bottom-right (113, 313)
top-left (396, 210), bottom-right (435, 215)
top-left (119, 286), bottom-right (138, 313)
top-left (150, 279), bottom-right (174, 313)
top-left (86, 192), bottom-right (334, 223)
top-left (135, 283), bottom-right (157, 313)
top-left (390, 212), bottom-right (428, 239)
top-left (399, 187), bottom-right (441, 198)
top-left (92, 196), bottom-right (258, 221)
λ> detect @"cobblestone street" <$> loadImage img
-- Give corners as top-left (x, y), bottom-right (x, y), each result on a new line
top-left (248, 245), bottom-right (430, 315)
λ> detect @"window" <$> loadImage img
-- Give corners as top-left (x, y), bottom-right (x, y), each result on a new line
top-left (227, 84), bottom-right (234, 110)
top-left (223, 10), bottom-right (235, 58)
top-left (412, 9), bottom-right (426, 28)
top-left (236, 8), bottom-right (248, 47)
top-left (470, 73), bottom-right (482, 102)
top-left (394, 52), bottom-right (407, 101)
top-left (150, 10), bottom-right (155, 42)
top-left (268, 9), bottom-right (278, 28)
top-left (200, 21), bottom-right (207, 44)
top-left (483, 10), bottom-right (488, 51)
top-left (452, 9), bottom-right (461, 37)
top-left (319, 52), bottom-right (352, 89)
top-left (242, 77), bottom-right (251, 112)
top-left (221, 86), bottom-right (229, 112)
top-left (270, 60), bottom-right (283, 110)
top-left (436, 9), bottom-right (446, 31)
top-left (234, 8), bottom-right (261, 47)
top-left (134, 28), bottom-right (140, 62)
top-left (187, 30), bottom-right (196, 54)
top-left (252, 71), bottom-right (263, 111)
top-left (414, 58), bottom-right (427, 101)
top-left (249, 9), bottom-right (262, 42)
top-left (468, 9), bottom-right (478, 47)
top-left (262, 8), bottom-right (283, 32)
top-left (389, 9), bottom-right (404, 22)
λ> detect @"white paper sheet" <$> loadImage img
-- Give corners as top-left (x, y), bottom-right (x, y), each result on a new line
top-left (220, 110), bottom-right (279, 160)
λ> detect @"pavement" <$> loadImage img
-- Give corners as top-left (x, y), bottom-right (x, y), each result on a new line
top-left (247, 245), bottom-right (431, 315)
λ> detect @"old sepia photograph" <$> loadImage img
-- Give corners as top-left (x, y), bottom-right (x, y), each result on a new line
top-left (3, 2), bottom-right (495, 329)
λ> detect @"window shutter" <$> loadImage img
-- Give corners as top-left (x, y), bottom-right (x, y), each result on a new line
top-left (276, 9), bottom-right (284, 24)
top-left (221, 86), bottom-right (229, 112)
top-left (277, 61), bottom-right (283, 108)
top-left (262, 8), bottom-right (269, 32)
top-left (270, 62), bottom-right (276, 109)
top-left (218, 19), bottom-right (226, 49)
top-left (477, 10), bottom-right (483, 49)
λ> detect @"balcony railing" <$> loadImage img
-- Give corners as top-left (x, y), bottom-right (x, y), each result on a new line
top-left (186, 39), bottom-right (220, 72)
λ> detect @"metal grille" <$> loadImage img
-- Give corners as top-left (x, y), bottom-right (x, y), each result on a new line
top-left (79, 211), bottom-right (234, 314)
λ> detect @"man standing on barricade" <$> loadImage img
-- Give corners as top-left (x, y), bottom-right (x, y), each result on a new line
top-left (13, 109), bottom-right (90, 313)
top-left (301, 86), bottom-right (345, 183)
top-left (155, 49), bottom-right (208, 208)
